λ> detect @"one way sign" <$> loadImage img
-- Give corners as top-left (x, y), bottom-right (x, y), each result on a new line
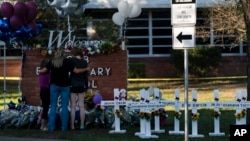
top-left (172, 26), bottom-right (195, 49)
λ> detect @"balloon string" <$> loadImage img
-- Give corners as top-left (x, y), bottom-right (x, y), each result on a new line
top-left (123, 18), bottom-right (127, 41)
top-left (67, 15), bottom-right (71, 42)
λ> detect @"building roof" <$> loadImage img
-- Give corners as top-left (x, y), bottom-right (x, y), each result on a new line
top-left (84, 0), bottom-right (235, 9)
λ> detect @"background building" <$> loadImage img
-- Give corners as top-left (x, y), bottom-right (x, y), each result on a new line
top-left (0, 0), bottom-right (246, 78)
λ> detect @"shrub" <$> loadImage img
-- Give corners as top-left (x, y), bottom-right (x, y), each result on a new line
top-left (170, 46), bottom-right (221, 77)
top-left (128, 63), bottom-right (146, 78)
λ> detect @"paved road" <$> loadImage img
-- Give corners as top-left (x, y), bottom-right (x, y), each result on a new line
top-left (0, 136), bottom-right (68, 141)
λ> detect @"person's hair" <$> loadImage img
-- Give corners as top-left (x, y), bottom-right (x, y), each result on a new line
top-left (71, 47), bottom-right (83, 57)
top-left (40, 58), bottom-right (50, 68)
top-left (51, 48), bottom-right (64, 68)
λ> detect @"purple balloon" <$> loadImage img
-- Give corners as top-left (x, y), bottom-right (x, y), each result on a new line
top-left (0, 2), bottom-right (14, 18)
top-left (14, 1), bottom-right (28, 18)
top-left (26, 6), bottom-right (38, 22)
top-left (27, 21), bottom-right (37, 35)
top-left (26, 1), bottom-right (38, 8)
top-left (93, 94), bottom-right (103, 105)
top-left (10, 15), bottom-right (22, 30)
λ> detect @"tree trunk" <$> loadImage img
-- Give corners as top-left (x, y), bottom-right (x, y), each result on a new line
top-left (240, 0), bottom-right (250, 124)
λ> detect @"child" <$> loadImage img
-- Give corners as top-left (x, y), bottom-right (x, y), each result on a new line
top-left (69, 48), bottom-right (89, 130)
top-left (39, 58), bottom-right (50, 131)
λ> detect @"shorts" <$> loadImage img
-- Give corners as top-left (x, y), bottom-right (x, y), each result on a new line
top-left (70, 86), bottom-right (86, 93)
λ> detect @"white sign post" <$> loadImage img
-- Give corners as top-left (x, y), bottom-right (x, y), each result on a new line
top-left (171, 1), bottom-right (196, 141)
top-left (172, 0), bottom-right (196, 49)
top-left (173, 27), bottom-right (195, 49)
top-left (171, 0), bottom-right (196, 26)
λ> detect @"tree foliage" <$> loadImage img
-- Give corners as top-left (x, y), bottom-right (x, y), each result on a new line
top-left (198, 1), bottom-right (245, 48)
top-left (239, 0), bottom-right (250, 124)
top-left (198, 0), bottom-right (250, 124)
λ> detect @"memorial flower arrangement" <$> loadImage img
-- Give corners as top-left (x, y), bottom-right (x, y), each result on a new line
top-left (115, 109), bottom-right (123, 118)
top-left (84, 90), bottom-right (95, 104)
top-left (33, 39), bottom-right (122, 57)
top-left (211, 110), bottom-right (221, 118)
top-left (81, 40), bottom-right (121, 56)
top-left (152, 109), bottom-right (160, 116)
top-left (174, 111), bottom-right (182, 119)
top-left (138, 111), bottom-right (151, 121)
top-left (191, 112), bottom-right (200, 120)
top-left (235, 109), bottom-right (246, 119)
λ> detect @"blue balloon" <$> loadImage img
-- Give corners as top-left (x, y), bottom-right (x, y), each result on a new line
top-left (14, 27), bottom-right (23, 37)
top-left (36, 23), bottom-right (42, 29)
top-left (0, 18), bottom-right (9, 30)
top-left (22, 25), bottom-right (32, 33)
top-left (34, 23), bottom-right (42, 36)
top-left (0, 31), bottom-right (3, 39)
top-left (18, 25), bottom-right (32, 38)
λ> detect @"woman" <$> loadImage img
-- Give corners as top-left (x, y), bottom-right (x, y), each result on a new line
top-left (39, 58), bottom-right (50, 131)
top-left (40, 48), bottom-right (89, 131)
top-left (69, 48), bottom-right (89, 130)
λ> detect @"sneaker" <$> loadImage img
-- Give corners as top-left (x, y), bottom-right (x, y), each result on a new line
top-left (43, 127), bottom-right (48, 131)
top-left (80, 125), bottom-right (85, 130)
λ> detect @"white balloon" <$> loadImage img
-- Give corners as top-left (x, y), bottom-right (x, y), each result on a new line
top-left (112, 12), bottom-right (125, 26)
top-left (110, 0), bottom-right (121, 7)
top-left (47, 0), bottom-right (66, 7)
top-left (129, 5), bottom-right (141, 18)
top-left (74, 6), bottom-right (85, 15)
top-left (61, 0), bottom-right (78, 9)
top-left (117, 1), bottom-right (130, 18)
top-left (55, 7), bottom-right (67, 17)
top-left (60, 0), bottom-right (79, 15)
top-left (128, 0), bottom-right (139, 5)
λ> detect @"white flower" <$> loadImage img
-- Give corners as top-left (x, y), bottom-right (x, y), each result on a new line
top-left (89, 51), bottom-right (95, 55)
top-left (96, 49), bottom-right (101, 54)
top-left (87, 47), bottom-right (92, 51)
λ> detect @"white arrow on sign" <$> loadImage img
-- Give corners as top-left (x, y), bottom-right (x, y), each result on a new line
top-left (172, 26), bottom-right (195, 49)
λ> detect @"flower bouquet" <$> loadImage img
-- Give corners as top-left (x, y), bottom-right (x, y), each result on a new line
top-left (211, 110), bottom-right (220, 118)
top-left (191, 112), bottom-right (200, 120)
top-left (174, 111), bottom-right (182, 119)
top-left (235, 109), bottom-right (246, 119)
top-left (138, 111), bottom-right (151, 121)
top-left (115, 109), bottom-right (123, 118)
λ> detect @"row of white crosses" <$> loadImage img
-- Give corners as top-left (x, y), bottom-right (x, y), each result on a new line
top-left (170, 88), bottom-right (248, 138)
top-left (127, 88), bottom-right (165, 139)
top-left (101, 87), bottom-right (166, 138)
top-left (101, 88), bottom-right (250, 139)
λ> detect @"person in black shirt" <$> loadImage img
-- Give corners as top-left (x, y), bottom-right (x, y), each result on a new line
top-left (69, 47), bottom-right (89, 130)
top-left (40, 48), bottom-right (89, 131)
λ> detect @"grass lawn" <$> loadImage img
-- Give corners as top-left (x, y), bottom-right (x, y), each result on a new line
top-left (0, 77), bottom-right (247, 141)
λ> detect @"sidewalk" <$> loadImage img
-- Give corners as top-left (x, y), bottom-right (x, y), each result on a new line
top-left (0, 136), bottom-right (68, 141)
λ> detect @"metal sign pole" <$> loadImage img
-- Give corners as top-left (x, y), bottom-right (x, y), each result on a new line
top-left (0, 40), bottom-right (6, 110)
top-left (184, 49), bottom-right (189, 141)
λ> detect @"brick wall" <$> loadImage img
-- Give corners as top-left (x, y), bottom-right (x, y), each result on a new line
top-left (129, 56), bottom-right (247, 77)
top-left (0, 53), bottom-right (247, 105)
top-left (20, 49), bottom-right (128, 105)
top-left (0, 59), bottom-right (22, 77)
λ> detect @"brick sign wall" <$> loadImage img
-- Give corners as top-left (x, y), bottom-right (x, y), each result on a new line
top-left (21, 49), bottom-right (128, 106)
